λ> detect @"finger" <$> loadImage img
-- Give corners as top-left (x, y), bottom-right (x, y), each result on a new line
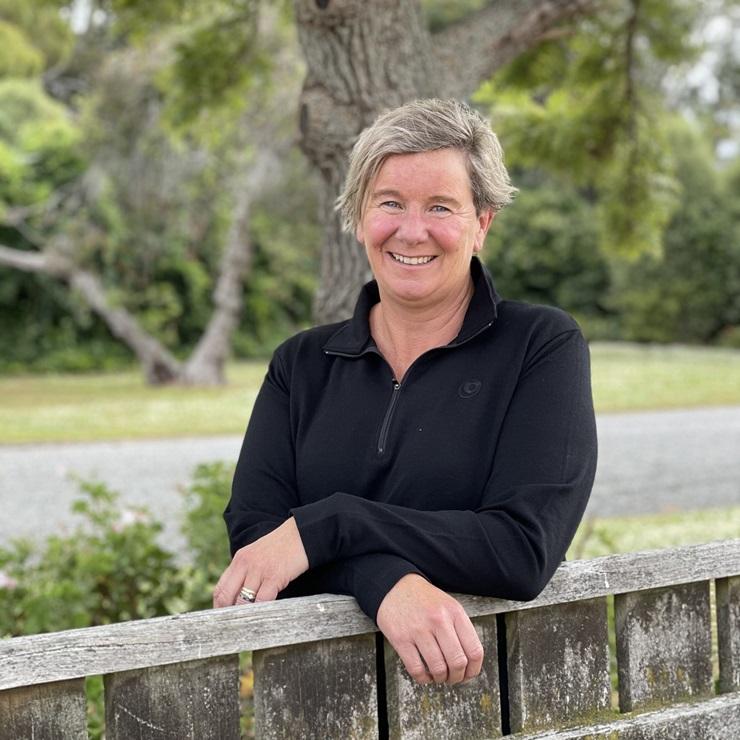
top-left (213, 561), bottom-right (246, 608)
top-left (255, 581), bottom-right (279, 603)
top-left (415, 634), bottom-right (448, 684)
top-left (454, 614), bottom-right (485, 682)
top-left (395, 641), bottom-right (433, 685)
top-left (235, 582), bottom-right (260, 605)
top-left (434, 628), bottom-right (469, 685)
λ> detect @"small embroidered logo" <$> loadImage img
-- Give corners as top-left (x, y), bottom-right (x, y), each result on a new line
top-left (458, 380), bottom-right (482, 399)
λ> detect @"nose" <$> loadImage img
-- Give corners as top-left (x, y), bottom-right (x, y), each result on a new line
top-left (395, 209), bottom-right (428, 245)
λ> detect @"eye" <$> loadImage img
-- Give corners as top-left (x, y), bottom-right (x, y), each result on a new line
top-left (380, 200), bottom-right (402, 209)
top-left (430, 204), bottom-right (451, 214)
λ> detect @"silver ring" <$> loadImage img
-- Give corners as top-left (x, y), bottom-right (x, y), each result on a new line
top-left (239, 587), bottom-right (256, 603)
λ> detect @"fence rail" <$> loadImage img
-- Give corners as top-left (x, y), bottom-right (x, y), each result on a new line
top-left (1, 539), bottom-right (739, 738)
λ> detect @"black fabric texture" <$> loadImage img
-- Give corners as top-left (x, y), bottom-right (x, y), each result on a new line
top-left (225, 257), bottom-right (598, 621)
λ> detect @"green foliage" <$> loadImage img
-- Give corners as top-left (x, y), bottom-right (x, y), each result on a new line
top-left (614, 124), bottom-right (740, 343)
top-left (0, 78), bottom-right (72, 146)
top-left (0, 463), bottom-right (236, 740)
top-left (0, 0), bottom-right (734, 377)
top-left (105, 0), bottom-right (276, 125)
top-left (483, 174), bottom-right (611, 329)
top-left (0, 481), bottom-right (184, 637)
top-left (475, 0), bottom-right (700, 256)
top-left (0, 5), bottom-right (317, 373)
top-left (0, 20), bottom-right (44, 78)
top-left (180, 462), bottom-right (235, 609)
top-left (0, 0), bottom-right (75, 70)
top-left (0, 79), bottom-right (84, 207)
top-left (166, 12), bottom-right (268, 123)
top-left (236, 149), bottom-right (320, 356)
top-left (0, 78), bottom-right (112, 372)
top-left (0, 461), bottom-right (237, 638)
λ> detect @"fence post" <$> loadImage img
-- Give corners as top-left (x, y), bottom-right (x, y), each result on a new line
top-left (384, 614), bottom-right (501, 739)
top-left (253, 633), bottom-right (378, 739)
top-left (104, 655), bottom-right (240, 740)
top-left (717, 575), bottom-right (740, 693)
top-left (615, 581), bottom-right (713, 713)
top-left (505, 597), bottom-right (612, 733)
top-left (0, 679), bottom-right (87, 740)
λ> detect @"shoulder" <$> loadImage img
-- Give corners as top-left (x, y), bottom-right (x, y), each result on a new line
top-left (497, 299), bottom-right (581, 337)
top-left (268, 320), bottom-right (349, 387)
top-left (493, 300), bottom-right (587, 370)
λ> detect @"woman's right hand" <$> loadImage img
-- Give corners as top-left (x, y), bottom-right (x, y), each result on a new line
top-left (376, 574), bottom-right (484, 686)
top-left (212, 517), bottom-right (308, 608)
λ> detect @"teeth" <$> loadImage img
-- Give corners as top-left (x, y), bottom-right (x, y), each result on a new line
top-left (391, 253), bottom-right (435, 265)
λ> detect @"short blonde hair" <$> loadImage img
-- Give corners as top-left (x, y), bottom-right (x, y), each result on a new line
top-left (336, 98), bottom-right (517, 232)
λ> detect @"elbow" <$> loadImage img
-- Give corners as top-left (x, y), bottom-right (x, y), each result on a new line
top-left (500, 572), bottom-right (551, 602)
top-left (487, 534), bottom-right (558, 603)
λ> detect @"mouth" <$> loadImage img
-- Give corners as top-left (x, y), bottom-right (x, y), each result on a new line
top-left (389, 253), bottom-right (437, 266)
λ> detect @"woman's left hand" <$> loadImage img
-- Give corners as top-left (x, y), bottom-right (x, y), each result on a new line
top-left (212, 517), bottom-right (309, 608)
top-left (376, 573), bottom-right (484, 686)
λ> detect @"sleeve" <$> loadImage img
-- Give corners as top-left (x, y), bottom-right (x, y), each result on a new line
top-left (291, 328), bottom-right (597, 602)
top-left (224, 351), bottom-right (424, 621)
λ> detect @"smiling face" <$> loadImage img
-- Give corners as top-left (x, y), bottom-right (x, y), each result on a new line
top-left (356, 148), bottom-right (493, 311)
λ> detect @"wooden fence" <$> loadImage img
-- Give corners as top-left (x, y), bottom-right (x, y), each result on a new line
top-left (1, 539), bottom-right (739, 739)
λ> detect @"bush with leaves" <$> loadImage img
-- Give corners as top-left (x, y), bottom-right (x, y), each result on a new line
top-left (0, 461), bottom-right (236, 638)
top-left (0, 480), bottom-right (186, 637)
top-left (179, 461), bottom-right (235, 611)
top-left (0, 463), bottom-right (239, 738)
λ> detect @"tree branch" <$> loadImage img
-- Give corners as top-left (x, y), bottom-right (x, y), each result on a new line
top-left (0, 245), bottom-right (55, 274)
top-left (433, 0), bottom-right (601, 100)
top-left (0, 244), bottom-right (182, 384)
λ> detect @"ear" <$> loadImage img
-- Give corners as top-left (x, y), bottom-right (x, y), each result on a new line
top-left (473, 210), bottom-right (494, 253)
top-left (355, 222), bottom-right (364, 245)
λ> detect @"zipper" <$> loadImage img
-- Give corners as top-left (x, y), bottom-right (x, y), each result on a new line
top-left (326, 319), bottom-right (494, 457)
top-left (377, 379), bottom-right (401, 455)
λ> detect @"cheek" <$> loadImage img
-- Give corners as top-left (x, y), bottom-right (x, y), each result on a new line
top-left (430, 222), bottom-right (466, 251)
top-left (363, 215), bottom-right (397, 249)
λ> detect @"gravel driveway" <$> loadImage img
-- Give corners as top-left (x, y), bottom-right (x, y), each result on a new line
top-left (1, 407), bottom-right (738, 550)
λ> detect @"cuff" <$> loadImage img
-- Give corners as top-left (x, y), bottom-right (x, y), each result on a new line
top-left (291, 492), bottom-right (350, 568)
top-left (346, 553), bottom-right (422, 623)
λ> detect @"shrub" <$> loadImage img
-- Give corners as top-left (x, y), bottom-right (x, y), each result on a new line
top-left (179, 461), bottom-right (235, 611)
top-left (0, 480), bottom-right (185, 638)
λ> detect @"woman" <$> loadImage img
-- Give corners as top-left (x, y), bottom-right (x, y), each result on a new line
top-left (213, 99), bottom-right (597, 688)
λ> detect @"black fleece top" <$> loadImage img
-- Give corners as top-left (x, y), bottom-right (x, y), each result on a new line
top-left (225, 257), bottom-right (597, 621)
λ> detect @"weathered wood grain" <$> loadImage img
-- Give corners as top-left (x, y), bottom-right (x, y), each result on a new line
top-left (0, 678), bottom-right (87, 740)
top-left (717, 575), bottom-right (740, 693)
top-left (104, 655), bottom-right (239, 740)
top-left (1, 540), bottom-right (738, 691)
top-left (507, 598), bottom-right (611, 733)
top-left (516, 692), bottom-right (740, 739)
top-left (384, 615), bottom-right (500, 739)
top-left (615, 582), bottom-right (713, 713)
top-left (253, 633), bottom-right (377, 739)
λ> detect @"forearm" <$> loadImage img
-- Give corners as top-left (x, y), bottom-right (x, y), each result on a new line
top-left (280, 552), bottom-right (422, 621)
top-left (291, 492), bottom-right (573, 601)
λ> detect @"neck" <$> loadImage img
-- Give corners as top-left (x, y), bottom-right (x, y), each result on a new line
top-left (370, 278), bottom-right (474, 380)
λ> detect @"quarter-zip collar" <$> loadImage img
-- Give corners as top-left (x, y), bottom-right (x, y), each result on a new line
top-left (323, 256), bottom-right (500, 356)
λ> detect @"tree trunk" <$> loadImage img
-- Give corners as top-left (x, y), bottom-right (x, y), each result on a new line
top-left (294, 0), bottom-right (599, 324)
top-left (181, 146), bottom-right (280, 385)
top-left (294, 0), bottom-right (435, 323)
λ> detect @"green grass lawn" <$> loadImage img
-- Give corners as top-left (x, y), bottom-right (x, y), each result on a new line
top-left (1, 341), bottom-right (739, 444)
top-left (590, 342), bottom-right (740, 411)
top-left (568, 505), bottom-right (740, 560)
